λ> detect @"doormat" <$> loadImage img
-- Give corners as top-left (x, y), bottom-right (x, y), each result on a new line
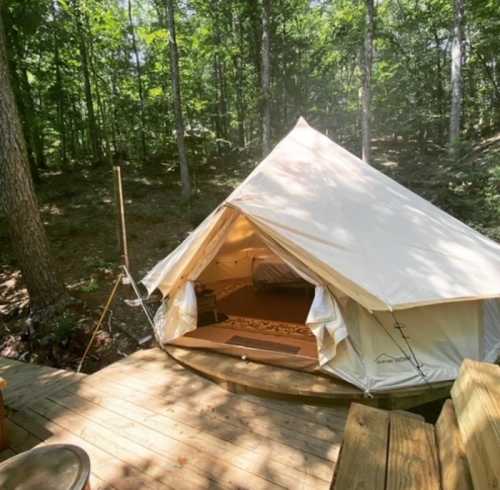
top-left (227, 335), bottom-right (301, 354)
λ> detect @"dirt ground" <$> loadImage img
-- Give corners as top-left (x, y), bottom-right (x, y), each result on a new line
top-left (0, 150), bottom-right (252, 373)
top-left (1, 136), bottom-right (498, 374)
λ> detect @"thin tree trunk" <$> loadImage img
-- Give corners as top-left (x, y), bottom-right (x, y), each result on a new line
top-left (280, 2), bottom-right (288, 131)
top-left (87, 23), bottom-right (112, 165)
top-left (52, 0), bottom-right (67, 165)
top-left (361, 0), bottom-right (374, 163)
top-left (128, 0), bottom-right (147, 162)
top-left (261, 0), bottom-right (271, 157)
top-left (165, 0), bottom-right (191, 199)
top-left (0, 10), bottom-right (66, 313)
top-left (109, 72), bottom-right (119, 155)
top-left (154, 1), bottom-right (173, 148)
top-left (449, 0), bottom-right (465, 156)
top-left (233, 8), bottom-right (245, 148)
top-left (72, 0), bottom-right (101, 164)
top-left (433, 30), bottom-right (445, 144)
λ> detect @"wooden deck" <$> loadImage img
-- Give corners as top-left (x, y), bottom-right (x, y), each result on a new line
top-left (0, 356), bottom-right (85, 410)
top-left (166, 345), bottom-right (452, 410)
top-left (0, 348), bottom-right (348, 489)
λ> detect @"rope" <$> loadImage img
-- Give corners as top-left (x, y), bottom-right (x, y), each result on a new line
top-left (122, 265), bottom-right (155, 343)
top-left (77, 272), bottom-right (123, 373)
top-left (371, 311), bottom-right (432, 389)
top-left (390, 311), bottom-right (432, 389)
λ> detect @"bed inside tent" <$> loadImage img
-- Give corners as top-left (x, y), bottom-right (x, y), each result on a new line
top-left (170, 214), bottom-right (321, 372)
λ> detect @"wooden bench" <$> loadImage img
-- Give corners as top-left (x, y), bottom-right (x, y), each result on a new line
top-left (332, 359), bottom-right (500, 490)
top-left (0, 377), bottom-right (7, 450)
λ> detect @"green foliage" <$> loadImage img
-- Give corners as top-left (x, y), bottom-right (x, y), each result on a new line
top-left (2, 0), bottom-right (500, 240)
top-left (53, 311), bottom-right (78, 342)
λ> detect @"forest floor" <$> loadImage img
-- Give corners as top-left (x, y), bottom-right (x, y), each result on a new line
top-left (0, 135), bottom-right (499, 373)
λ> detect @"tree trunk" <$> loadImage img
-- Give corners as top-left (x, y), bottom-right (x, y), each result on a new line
top-left (72, 0), bottom-right (102, 164)
top-left (233, 7), bottom-right (245, 148)
top-left (0, 10), bottom-right (66, 312)
top-left (280, 2), bottom-right (288, 132)
top-left (9, 59), bottom-right (40, 182)
top-left (4, 15), bottom-right (44, 179)
top-left (165, 0), bottom-right (191, 199)
top-left (433, 30), bottom-right (445, 144)
top-left (449, 0), bottom-right (465, 157)
top-left (213, 7), bottom-right (226, 147)
top-left (261, 0), bottom-right (271, 157)
top-left (128, 0), bottom-right (147, 162)
top-left (361, 0), bottom-right (374, 163)
top-left (52, 0), bottom-right (67, 165)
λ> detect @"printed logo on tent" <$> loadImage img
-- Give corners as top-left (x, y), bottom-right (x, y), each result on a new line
top-left (375, 353), bottom-right (409, 365)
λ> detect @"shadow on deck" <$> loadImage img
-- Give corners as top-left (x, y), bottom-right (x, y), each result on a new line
top-left (0, 349), bottom-right (348, 489)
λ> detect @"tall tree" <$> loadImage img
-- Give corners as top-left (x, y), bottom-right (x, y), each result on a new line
top-left (361, 0), bottom-right (374, 163)
top-left (128, 0), bottom-right (147, 162)
top-left (261, 0), bottom-right (271, 156)
top-left (165, 0), bottom-right (191, 199)
top-left (449, 0), bottom-right (465, 156)
top-left (72, 0), bottom-right (102, 163)
top-left (51, 0), bottom-right (67, 165)
top-left (0, 7), bottom-right (66, 313)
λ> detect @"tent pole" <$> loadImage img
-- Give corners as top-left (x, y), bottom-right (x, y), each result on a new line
top-left (114, 166), bottom-right (130, 277)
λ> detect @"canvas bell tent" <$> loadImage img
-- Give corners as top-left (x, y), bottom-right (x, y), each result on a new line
top-left (142, 118), bottom-right (500, 393)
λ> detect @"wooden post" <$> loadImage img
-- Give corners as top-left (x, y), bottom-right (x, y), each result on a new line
top-left (113, 166), bottom-right (130, 272)
top-left (0, 378), bottom-right (8, 450)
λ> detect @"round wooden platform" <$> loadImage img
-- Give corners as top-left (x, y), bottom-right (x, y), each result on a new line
top-left (165, 345), bottom-right (452, 410)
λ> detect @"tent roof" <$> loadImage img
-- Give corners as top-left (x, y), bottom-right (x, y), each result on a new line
top-left (222, 117), bottom-right (500, 310)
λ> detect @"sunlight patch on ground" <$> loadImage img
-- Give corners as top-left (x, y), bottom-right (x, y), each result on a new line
top-left (41, 204), bottom-right (64, 215)
top-left (380, 160), bottom-right (399, 168)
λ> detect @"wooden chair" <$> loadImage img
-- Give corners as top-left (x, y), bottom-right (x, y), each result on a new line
top-left (0, 377), bottom-right (7, 451)
top-left (332, 359), bottom-right (499, 490)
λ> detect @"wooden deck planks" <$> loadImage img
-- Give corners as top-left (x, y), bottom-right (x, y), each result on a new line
top-left (90, 347), bottom-right (349, 430)
top-left (28, 398), bottom-right (247, 490)
top-left (0, 356), bottom-right (84, 410)
top-left (451, 359), bottom-right (500, 490)
top-left (332, 403), bottom-right (389, 490)
top-left (1, 348), bottom-right (348, 490)
top-left (73, 363), bottom-right (343, 461)
top-left (20, 407), bottom-right (173, 490)
top-left (435, 399), bottom-right (473, 490)
top-left (386, 412), bottom-right (440, 490)
top-left (59, 383), bottom-right (335, 482)
top-left (46, 393), bottom-right (324, 490)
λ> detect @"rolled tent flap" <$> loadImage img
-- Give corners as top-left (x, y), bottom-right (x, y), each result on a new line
top-left (153, 281), bottom-right (197, 344)
top-left (150, 208), bottom-right (240, 344)
top-left (306, 286), bottom-right (348, 367)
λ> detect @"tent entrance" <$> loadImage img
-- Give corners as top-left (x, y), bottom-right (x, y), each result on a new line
top-left (171, 215), bottom-right (320, 372)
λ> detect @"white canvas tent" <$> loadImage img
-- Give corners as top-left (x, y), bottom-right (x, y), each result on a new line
top-left (142, 117), bottom-right (500, 393)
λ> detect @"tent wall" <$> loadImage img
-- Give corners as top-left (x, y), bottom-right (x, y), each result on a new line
top-left (484, 298), bottom-right (500, 362)
top-left (323, 299), bottom-right (483, 392)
